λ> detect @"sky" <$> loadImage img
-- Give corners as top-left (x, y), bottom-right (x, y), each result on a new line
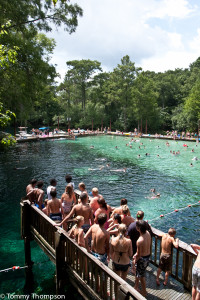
top-left (46, 0), bottom-right (200, 81)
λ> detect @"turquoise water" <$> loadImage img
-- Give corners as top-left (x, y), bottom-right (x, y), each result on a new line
top-left (0, 135), bottom-right (199, 296)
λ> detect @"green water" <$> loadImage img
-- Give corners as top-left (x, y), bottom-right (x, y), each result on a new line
top-left (0, 135), bottom-right (199, 297)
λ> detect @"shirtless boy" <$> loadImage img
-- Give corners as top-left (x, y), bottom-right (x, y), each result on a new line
top-left (190, 244), bottom-right (200, 300)
top-left (34, 181), bottom-right (44, 209)
top-left (156, 228), bottom-right (179, 286)
top-left (56, 193), bottom-right (93, 233)
top-left (84, 213), bottom-right (110, 265)
top-left (47, 190), bottom-right (63, 222)
top-left (90, 187), bottom-right (103, 214)
top-left (133, 220), bottom-right (151, 297)
top-left (26, 179), bottom-right (37, 203)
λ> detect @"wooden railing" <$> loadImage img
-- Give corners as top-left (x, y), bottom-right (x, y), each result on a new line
top-left (21, 200), bottom-right (145, 300)
top-left (21, 197), bottom-right (196, 299)
top-left (150, 227), bottom-right (196, 290)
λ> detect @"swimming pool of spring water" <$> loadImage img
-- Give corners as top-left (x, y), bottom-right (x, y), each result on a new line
top-left (0, 135), bottom-right (199, 297)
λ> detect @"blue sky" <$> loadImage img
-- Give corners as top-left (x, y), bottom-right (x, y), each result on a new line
top-left (47, 0), bottom-right (200, 81)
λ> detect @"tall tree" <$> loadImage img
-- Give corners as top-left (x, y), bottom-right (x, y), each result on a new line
top-left (65, 59), bottom-right (102, 110)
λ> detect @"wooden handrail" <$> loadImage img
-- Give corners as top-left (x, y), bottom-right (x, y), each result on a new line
top-left (21, 196), bottom-right (196, 296)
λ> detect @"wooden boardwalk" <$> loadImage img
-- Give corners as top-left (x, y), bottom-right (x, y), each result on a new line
top-left (107, 260), bottom-right (192, 300)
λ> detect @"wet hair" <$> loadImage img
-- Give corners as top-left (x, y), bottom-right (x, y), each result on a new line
top-left (37, 181), bottom-right (44, 188)
top-left (50, 179), bottom-right (57, 186)
top-left (168, 228), bottom-right (176, 236)
top-left (30, 179), bottom-right (37, 185)
top-left (80, 192), bottom-right (87, 203)
top-left (122, 205), bottom-right (129, 215)
top-left (65, 174), bottom-right (72, 183)
top-left (65, 184), bottom-right (73, 198)
top-left (97, 213), bottom-right (107, 226)
top-left (118, 224), bottom-right (127, 238)
top-left (75, 215), bottom-right (84, 227)
top-left (114, 213), bottom-right (122, 224)
top-left (120, 198), bottom-right (127, 206)
top-left (97, 198), bottom-right (107, 210)
top-left (50, 189), bottom-right (57, 198)
top-left (136, 210), bottom-right (144, 220)
top-left (92, 187), bottom-right (98, 195)
top-left (136, 220), bottom-right (147, 234)
top-left (79, 182), bottom-right (86, 190)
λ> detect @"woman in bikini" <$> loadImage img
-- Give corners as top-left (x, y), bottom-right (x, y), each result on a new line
top-left (110, 224), bottom-right (133, 280)
top-left (61, 184), bottom-right (75, 230)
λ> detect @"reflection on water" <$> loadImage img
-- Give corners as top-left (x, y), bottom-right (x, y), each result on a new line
top-left (0, 136), bottom-right (199, 295)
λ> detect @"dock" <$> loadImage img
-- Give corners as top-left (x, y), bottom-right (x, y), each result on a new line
top-left (20, 192), bottom-right (195, 299)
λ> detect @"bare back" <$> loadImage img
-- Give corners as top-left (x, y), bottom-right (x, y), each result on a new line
top-left (161, 234), bottom-right (174, 254)
top-left (91, 224), bottom-right (109, 254)
top-left (47, 198), bottom-right (61, 214)
top-left (111, 236), bottom-right (133, 264)
top-left (137, 231), bottom-right (151, 257)
top-left (74, 203), bottom-right (93, 225)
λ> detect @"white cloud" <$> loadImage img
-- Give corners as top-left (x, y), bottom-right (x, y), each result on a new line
top-left (145, 0), bottom-right (196, 19)
top-left (46, 0), bottom-right (200, 81)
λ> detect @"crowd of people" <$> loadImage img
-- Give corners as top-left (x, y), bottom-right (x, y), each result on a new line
top-left (26, 176), bottom-right (199, 299)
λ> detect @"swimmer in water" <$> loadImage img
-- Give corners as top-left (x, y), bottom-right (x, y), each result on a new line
top-left (192, 157), bottom-right (198, 161)
top-left (145, 153), bottom-right (150, 156)
top-left (14, 166), bottom-right (28, 170)
top-left (115, 146), bottom-right (118, 149)
top-left (137, 154), bottom-right (141, 158)
top-left (191, 149), bottom-right (194, 152)
top-left (110, 168), bottom-right (127, 172)
top-left (90, 146), bottom-right (94, 149)
top-left (190, 163), bottom-right (193, 167)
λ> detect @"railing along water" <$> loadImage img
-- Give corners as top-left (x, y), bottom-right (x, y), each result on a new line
top-left (21, 197), bottom-right (195, 299)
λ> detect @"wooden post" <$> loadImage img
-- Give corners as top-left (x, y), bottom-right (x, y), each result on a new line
top-left (22, 201), bottom-right (32, 267)
top-left (22, 201), bottom-right (34, 297)
top-left (182, 251), bottom-right (193, 290)
top-left (55, 231), bottom-right (65, 294)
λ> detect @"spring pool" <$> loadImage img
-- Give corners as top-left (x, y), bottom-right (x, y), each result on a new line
top-left (0, 135), bottom-right (199, 296)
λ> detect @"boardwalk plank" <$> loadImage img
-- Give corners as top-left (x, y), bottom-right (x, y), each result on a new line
top-left (108, 261), bottom-right (191, 300)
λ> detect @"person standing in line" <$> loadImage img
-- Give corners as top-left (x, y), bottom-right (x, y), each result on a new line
top-left (110, 224), bottom-right (133, 280)
top-left (133, 220), bottom-right (151, 298)
top-left (190, 244), bottom-right (200, 300)
top-left (47, 178), bottom-right (57, 200)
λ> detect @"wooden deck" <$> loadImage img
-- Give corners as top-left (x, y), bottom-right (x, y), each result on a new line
top-left (20, 199), bottom-right (195, 300)
top-left (126, 263), bottom-right (191, 300)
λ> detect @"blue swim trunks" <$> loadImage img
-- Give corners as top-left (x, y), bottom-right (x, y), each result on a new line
top-left (92, 251), bottom-right (108, 266)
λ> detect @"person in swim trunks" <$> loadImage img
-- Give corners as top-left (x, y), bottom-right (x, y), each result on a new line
top-left (133, 220), bottom-right (151, 297)
top-left (156, 228), bottom-right (179, 286)
top-left (84, 213), bottom-right (109, 265)
top-left (110, 224), bottom-right (133, 280)
top-left (190, 244), bottom-right (200, 300)
top-left (47, 189), bottom-right (63, 222)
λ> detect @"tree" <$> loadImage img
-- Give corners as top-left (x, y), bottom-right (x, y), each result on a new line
top-left (184, 79), bottom-right (200, 131)
top-left (65, 59), bottom-right (102, 110)
top-left (131, 72), bottom-right (159, 132)
top-left (0, 0), bottom-right (83, 33)
top-left (105, 55), bottom-right (141, 131)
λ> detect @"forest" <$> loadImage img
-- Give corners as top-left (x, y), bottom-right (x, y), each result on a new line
top-left (1, 0), bottom-right (200, 146)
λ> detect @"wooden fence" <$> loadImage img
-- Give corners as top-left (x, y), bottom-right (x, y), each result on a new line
top-left (21, 198), bottom-right (196, 299)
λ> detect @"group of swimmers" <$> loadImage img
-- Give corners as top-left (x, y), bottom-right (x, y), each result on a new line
top-left (25, 176), bottom-right (200, 298)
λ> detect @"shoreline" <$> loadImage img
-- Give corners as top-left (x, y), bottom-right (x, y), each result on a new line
top-left (16, 131), bottom-right (198, 143)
